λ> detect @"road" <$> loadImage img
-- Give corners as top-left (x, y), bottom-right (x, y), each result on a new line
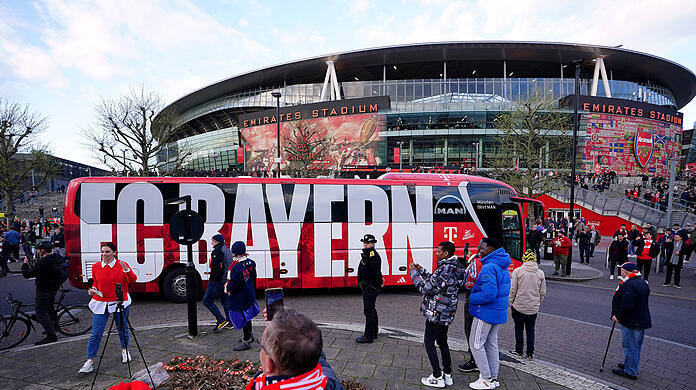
top-left (3, 253), bottom-right (695, 389)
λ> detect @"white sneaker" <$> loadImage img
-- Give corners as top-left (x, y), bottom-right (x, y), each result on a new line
top-left (491, 378), bottom-right (500, 388)
top-left (469, 376), bottom-right (496, 389)
top-left (78, 360), bottom-right (94, 374)
top-left (421, 374), bottom-right (445, 388)
top-left (610, 275), bottom-right (614, 280)
top-left (444, 373), bottom-right (453, 386)
top-left (122, 350), bottom-right (132, 363)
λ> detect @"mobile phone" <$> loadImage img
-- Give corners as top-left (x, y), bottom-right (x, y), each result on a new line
top-left (265, 288), bottom-right (284, 321)
top-left (463, 242), bottom-right (470, 253)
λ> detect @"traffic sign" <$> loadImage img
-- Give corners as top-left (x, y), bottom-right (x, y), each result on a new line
top-left (169, 209), bottom-right (204, 245)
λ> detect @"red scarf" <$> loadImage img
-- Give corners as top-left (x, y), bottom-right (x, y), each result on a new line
top-left (245, 363), bottom-right (328, 390)
top-left (614, 271), bottom-right (640, 295)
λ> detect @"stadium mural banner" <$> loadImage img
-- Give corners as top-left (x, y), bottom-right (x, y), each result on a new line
top-left (239, 97), bottom-right (390, 172)
top-left (565, 95), bottom-right (684, 176)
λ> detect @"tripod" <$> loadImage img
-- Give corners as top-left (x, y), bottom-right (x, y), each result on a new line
top-left (91, 286), bottom-right (156, 390)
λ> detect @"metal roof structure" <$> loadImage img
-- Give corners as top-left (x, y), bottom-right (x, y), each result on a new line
top-left (165, 41), bottom-right (696, 114)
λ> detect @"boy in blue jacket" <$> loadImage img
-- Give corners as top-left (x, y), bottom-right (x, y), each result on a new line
top-left (467, 237), bottom-right (511, 390)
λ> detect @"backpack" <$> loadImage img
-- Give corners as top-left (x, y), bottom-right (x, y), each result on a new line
top-left (53, 255), bottom-right (69, 286)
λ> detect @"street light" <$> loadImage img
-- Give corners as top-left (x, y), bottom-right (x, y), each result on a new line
top-left (271, 91), bottom-right (282, 178)
top-left (567, 57), bottom-right (584, 276)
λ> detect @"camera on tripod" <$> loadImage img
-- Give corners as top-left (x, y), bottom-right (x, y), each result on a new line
top-left (115, 283), bottom-right (124, 303)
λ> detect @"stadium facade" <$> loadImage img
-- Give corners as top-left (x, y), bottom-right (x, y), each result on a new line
top-left (157, 42), bottom-right (696, 176)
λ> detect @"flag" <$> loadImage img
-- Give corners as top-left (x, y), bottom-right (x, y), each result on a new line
top-left (393, 147), bottom-right (400, 164)
top-left (598, 155), bottom-right (612, 166)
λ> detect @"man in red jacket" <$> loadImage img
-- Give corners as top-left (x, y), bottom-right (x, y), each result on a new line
top-left (552, 230), bottom-right (571, 277)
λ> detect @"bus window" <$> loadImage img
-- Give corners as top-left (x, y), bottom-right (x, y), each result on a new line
top-left (501, 207), bottom-right (522, 259)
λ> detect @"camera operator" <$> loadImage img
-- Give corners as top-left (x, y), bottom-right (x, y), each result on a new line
top-left (246, 309), bottom-right (344, 389)
top-left (78, 242), bottom-right (137, 374)
top-left (21, 240), bottom-right (64, 345)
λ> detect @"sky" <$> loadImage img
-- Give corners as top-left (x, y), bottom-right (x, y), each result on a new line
top-left (1, 0), bottom-right (695, 168)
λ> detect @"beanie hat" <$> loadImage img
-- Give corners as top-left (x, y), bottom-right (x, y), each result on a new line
top-left (620, 262), bottom-right (638, 272)
top-left (211, 234), bottom-right (225, 245)
top-left (231, 241), bottom-right (246, 255)
top-left (522, 249), bottom-right (537, 262)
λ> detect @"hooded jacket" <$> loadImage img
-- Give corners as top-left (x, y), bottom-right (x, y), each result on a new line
top-left (469, 247), bottom-right (511, 324)
top-left (509, 261), bottom-right (546, 315)
top-left (225, 255), bottom-right (257, 311)
top-left (409, 255), bottom-right (466, 325)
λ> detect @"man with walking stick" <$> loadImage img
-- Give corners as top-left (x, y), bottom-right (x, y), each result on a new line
top-left (610, 262), bottom-right (652, 380)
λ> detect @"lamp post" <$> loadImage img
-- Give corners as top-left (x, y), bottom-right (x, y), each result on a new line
top-left (567, 57), bottom-right (584, 276)
top-left (271, 92), bottom-right (282, 178)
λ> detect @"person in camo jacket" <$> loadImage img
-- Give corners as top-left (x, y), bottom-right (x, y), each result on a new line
top-left (409, 241), bottom-right (466, 388)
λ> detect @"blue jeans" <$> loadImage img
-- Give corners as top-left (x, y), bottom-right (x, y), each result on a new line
top-left (87, 306), bottom-right (130, 359)
top-left (621, 326), bottom-right (645, 377)
top-left (628, 242), bottom-right (635, 255)
top-left (202, 281), bottom-right (229, 323)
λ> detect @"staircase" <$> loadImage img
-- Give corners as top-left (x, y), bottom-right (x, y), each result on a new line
top-left (12, 192), bottom-right (66, 220)
top-left (550, 187), bottom-right (696, 229)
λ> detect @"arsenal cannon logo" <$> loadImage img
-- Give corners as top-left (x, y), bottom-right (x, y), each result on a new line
top-left (634, 131), bottom-right (653, 168)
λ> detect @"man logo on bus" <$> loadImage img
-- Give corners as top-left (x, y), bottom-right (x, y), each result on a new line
top-left (634, 131), bottom-right (653, 168)
top-left (434, 194), bottom-right (466, 215)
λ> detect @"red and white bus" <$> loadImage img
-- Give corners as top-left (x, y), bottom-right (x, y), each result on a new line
top-left (64, 173), bottom-right (543, 301)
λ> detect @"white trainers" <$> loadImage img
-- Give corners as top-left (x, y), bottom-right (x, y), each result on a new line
top-left (122, 349), bottom-right (132, 363)
top-left (421, 374), bottom-right (445, 388)
top-left (469, 375), bottom-right (496, 389)
top-left (491, 378), bottom-right (500, 388)
top-left (609, 275), bottom-right (614, 280)
top-left (444, 373), bottom-right (453, 386)
top-left (78, 360), bottom-right (94, 374)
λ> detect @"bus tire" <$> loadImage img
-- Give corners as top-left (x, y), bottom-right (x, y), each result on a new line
top-left (162, 267), bottom-right (201, 303)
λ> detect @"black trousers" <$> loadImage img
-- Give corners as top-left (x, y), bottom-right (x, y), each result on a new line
top-left (608, 257), bottom-right (621, 277)
top-left (35, 290), bottom-right (57, 335)
top-left (0, 254), bottom-right (10, 273)
top-left (362, 287), bottom-right (379, 339)
top-left (511, 307), bottom-right (537, 357)
top-left (424, 321), bottom-right (451, 377)
top-left (579, 245), bottom-right (591, 263)
top-left (463, 291), bottom-right (474, 361)
top-left (637, 258), bottom-right (652, 281)
top-left (664, 263), bottom-right (682, 286)
top-left (243, 320), bottom-right (253, 341)
top-left (589, 243), bottom-right (596, 257)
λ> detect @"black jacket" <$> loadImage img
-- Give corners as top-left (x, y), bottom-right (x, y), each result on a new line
top-left (608, 239), bottom-right (628, 262)
top-left (613, 229), bottom-right (628, 239)
top-left (628, 229), bottom-right (641, 242)
top-left (527, 230), bottom-right (542, 248)
top-left (357, 247), bottom-right (382, 290)
top-left (209, 243), bottom-right (225, 282)
top-left (51, 231), bottom-right (65, 249)
top-left (611, 275), bottom-right (652, 330)
top-left (576, 231), bottom-right (591, 246)
top-left (21, 253), bottom-right (63, 293)
top-left (662, 240), bottom-right (685, 267)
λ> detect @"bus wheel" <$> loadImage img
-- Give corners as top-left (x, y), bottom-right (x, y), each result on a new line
top-left (162, 268), bottom-right (189, 303)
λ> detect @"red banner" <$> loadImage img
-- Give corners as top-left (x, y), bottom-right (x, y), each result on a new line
top-left (237, 146), bottom-right (244, 164)
top-left (394, 147), bottom-right (400, 164)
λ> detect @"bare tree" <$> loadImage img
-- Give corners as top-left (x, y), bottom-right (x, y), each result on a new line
top-left (491, 91), bottom-right (573, 198)
top-left (82, 86), bottom-right (193, 176)
top-left (282, 120), bottom-right (333, 177)
top-left (0, 98), bottom-right (56, 223)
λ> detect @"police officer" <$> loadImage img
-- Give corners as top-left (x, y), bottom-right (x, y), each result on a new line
top-left (356, 234), bottom-right (383, 343)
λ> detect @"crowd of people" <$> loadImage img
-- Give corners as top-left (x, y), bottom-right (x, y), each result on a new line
top-left (1, 217), bottom-right (64, 277)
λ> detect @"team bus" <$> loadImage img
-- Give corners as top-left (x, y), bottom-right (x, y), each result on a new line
top-left (64, 173), bottom-right (543, 302)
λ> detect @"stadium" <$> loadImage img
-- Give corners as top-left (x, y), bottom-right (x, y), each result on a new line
top-left (156, 41), bottom-right (696, 176)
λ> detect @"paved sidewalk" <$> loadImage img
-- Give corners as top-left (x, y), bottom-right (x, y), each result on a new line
top-left (0, 321), bottom-right (602, 390)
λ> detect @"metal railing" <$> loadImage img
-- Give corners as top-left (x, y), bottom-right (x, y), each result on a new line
top-left (552, 187), bottom-right (696, 228)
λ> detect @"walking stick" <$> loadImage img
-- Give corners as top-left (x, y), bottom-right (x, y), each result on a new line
top-left (599, 322), bottom-right (616, 373)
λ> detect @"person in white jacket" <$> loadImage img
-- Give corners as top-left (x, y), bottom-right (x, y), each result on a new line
top-left (509, 250), bottom-right (546, 359)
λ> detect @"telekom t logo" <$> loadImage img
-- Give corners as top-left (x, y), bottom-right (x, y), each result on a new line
top-left (443, 226), bottom-right (457, 240)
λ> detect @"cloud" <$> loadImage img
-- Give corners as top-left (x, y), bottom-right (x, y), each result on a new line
top-left (348, 0), bottom-right (370, 17)
top-left (0, 0), bottom-right (272, 88)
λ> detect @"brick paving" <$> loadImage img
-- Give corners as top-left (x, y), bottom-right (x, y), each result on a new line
top-left (0, 323), bottom-right (574, 390)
